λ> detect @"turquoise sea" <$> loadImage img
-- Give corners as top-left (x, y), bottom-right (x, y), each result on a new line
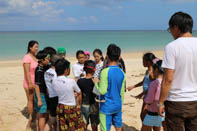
top-left (0, 30), bottom-right (197, 60)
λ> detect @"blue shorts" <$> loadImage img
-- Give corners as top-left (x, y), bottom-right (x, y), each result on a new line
top-left (34, 93), bottom-right (47, 114)
top-left (100, 111), bottom-right (122, 131)
top-left (143, 114), bottom-right (163, 127)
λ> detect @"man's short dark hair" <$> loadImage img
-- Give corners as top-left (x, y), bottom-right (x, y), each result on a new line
top-left (36, 50), bottom-right (48, 63)
top-left (107, 44), bottom-right (121, 62)
top-left (43, 47), bottom-right (57, 57)
top-left (76, 50), bottom-right (85, 58)
top-left (169, 12), bottom-right (193, 33)
top-left (55, 58), bottom-right (70, 76)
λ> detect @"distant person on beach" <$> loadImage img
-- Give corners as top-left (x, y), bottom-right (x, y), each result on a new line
top-left (94, 44), bottom-right (126, 131)
top-left (84, 51), bottom-right (91, 60)
top-left (34, 50), bottom-right (50, 131)
top-left (44, 54), bottom-right (61, 131)
top-left (72, 50), bottom-right (86, 80)
top-left (127, 53), bottom-right (155, 122)
top-left (77, 60), bottom-right (99, 131)
top-left (22, 40), bottom-right (39, 130)
top-left (158, 12), bottom-right (197, 131)
top-left (53, 58), bottom-right (86, 131)
top-left (141, 59), bottom-right (165, 131)
top-left (57, 47), bottom-right (66, 58)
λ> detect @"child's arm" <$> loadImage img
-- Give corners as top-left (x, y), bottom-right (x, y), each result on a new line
top-left (34, 85), bottom-right (42, 107)
top-left (24, 63), bottom-right (34, 89)
top-left (127, 70), bottom-right (148, 91)
top-left (127, 80), bottom-right (144, 91)
top-left (34, 70), bottom-right (43, 107)
top-left (78, 92), bottom-right (82, 108)
top-left (94, 68), bottom-right (108, 95)
top-left (73, 79), bottom-right (81, 108)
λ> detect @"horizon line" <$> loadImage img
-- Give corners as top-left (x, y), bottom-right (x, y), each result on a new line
top-left (0, 29), bottom-right (197, 32)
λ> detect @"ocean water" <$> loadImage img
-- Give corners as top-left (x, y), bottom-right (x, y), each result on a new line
top-left (0, 30), bottom-right (196, 60)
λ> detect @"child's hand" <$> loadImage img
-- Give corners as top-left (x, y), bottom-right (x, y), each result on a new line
top-left (77, 105), bottom-right (81, 110)
top-left (93, 78), bottom-right (99, 84)
top-left (127, 86), bottom-right (135, 91)
top-left (28, 83), bottom-right (34, 90)
top-left (38, 99), bottom-right (42, 107)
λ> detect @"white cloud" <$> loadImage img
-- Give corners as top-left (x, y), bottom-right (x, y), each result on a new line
top-left (90, 16), bottom-right (98, 23)
top-left (81, 16), bottom-right (99, 23)
top-left (0, 0), bottom-right (64, 17)
top-left (66, 17), bottom-right (78, 23)
top-left (7, 0), bottom-right (31, 8)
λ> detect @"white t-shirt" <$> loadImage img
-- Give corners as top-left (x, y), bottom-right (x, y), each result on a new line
top-left (162, 37), bottom-right (197, 101)
top-left (44, 68), bottom-right (57, 98)
top-left (93, 61), bottom-right (104, 78)
top-left (52, 76), bottom-right (81, 106)
top-left (72, 63), bottom-right (85, 78)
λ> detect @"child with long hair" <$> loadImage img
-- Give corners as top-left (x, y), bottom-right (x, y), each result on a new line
top-left (127, 53), bottom-right (156, 121)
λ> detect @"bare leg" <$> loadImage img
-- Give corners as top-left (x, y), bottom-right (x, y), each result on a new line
top-left (91, 125), bottom-right (98, 131)
top-left (24, 88), bottom-right (34, 130)
top-left (162, 121), bottom-right (167, 131)
top-left (115, 127), bottom-right (122, 131)
top-left (39, 113), bottom-right (46, 131)
top-left (153, 126), bottom-right (161, 131)
top-left (35, 113), bottom-right (39, 131)
top-left (141, 125), bottom-right (152, 131)
top-left (122, 126), bottom-right (124, 131)
top-left (44, 115), bottom-right (56, 131)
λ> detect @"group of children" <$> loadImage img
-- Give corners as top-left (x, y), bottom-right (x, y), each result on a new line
top-left (24, 40), bottom-right (167, 131)
top-left (28, 43), bottom-right (127, 131)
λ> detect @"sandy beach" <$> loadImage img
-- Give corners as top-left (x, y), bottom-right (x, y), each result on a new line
top-left (0, 50), bottom-right (164, 131)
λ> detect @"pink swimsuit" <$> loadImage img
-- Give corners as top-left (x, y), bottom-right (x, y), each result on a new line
top-left (22, 54), bottom-right (38, 88)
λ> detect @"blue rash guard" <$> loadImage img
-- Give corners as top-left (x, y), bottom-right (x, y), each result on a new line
top-left (95, 65), bottom-right (126, 114)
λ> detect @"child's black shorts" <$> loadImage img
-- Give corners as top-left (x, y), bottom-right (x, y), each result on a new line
top-left (48, 96), bottom-right (58, 117)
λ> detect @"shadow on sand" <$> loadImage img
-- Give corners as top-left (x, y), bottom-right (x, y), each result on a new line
top-left (123, 123), bottom-right (139, 131)
top-left (21, 107), bottom-right (29, 119)
top-left (21, 107), bottom-right (37, 131)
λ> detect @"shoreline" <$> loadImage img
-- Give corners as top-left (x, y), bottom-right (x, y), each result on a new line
top-left (0, 49), bottom-right (164, 64)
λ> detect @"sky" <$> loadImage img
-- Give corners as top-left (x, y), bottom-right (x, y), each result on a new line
top-left (0, 0), bottom-right (197, 31)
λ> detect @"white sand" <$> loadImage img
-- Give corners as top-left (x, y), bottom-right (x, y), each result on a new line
top-left (0, 51), bottom-right (164, 131)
